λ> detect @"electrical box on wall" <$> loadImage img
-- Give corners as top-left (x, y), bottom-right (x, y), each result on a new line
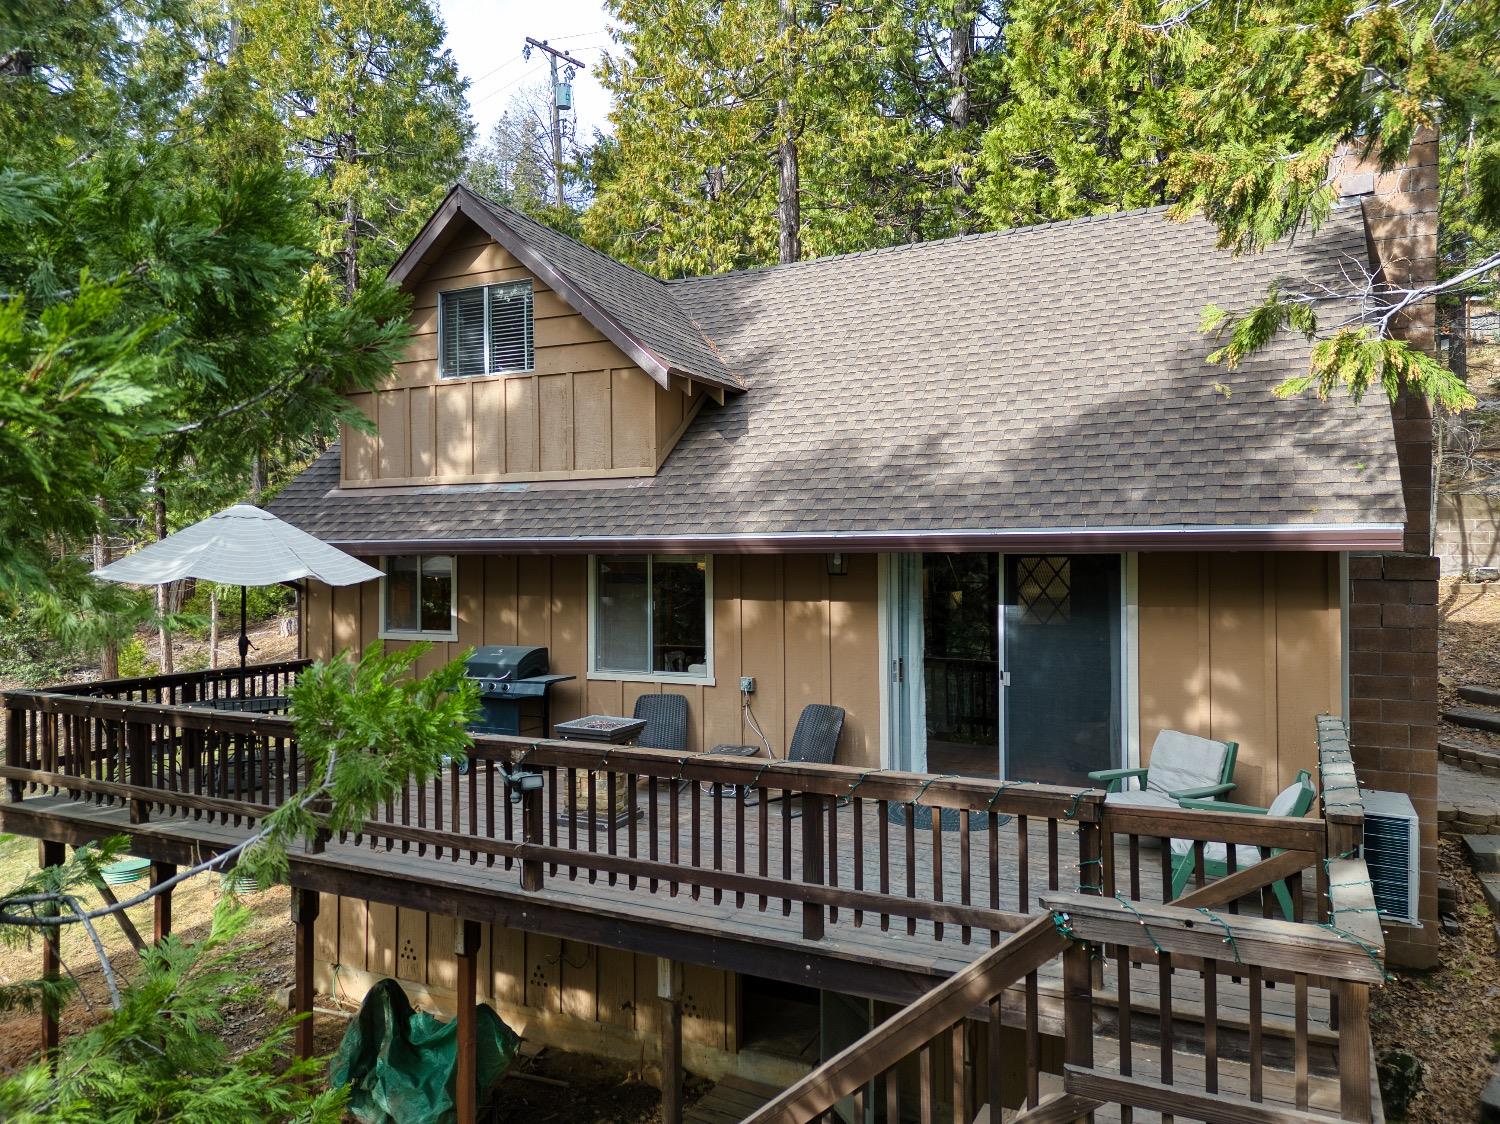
top-left (740, 676), bottom-right (756, 695)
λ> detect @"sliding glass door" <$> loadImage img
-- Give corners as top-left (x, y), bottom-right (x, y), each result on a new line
top-left (1000, 554), bottom-right (1122, 785)
top-left (893, 553), bottom-right (1124, 784)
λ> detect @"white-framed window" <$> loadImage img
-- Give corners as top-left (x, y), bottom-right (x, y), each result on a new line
top-left (589, 555), bottom-right (713, 683)
top-left (378, 555), bottom-right (458, 640)
top-left (438, 280), bottom-right (534, 378)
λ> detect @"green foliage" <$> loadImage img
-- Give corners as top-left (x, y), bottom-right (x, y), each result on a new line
top-left (237, 643), bottom-right (479, 886)
top-left (178, 582), bottom-right (293, 639)
top-left (1, 0), bottom-right (418, 649)
top-left (230, 0), bottom-right (472, 294)
top-left (0, 900), bottom-right (348, 1124)
top-left (975, 0), bottom-right (1499, 405)
top-left (0, 597), bottom-right (97, 686)
top-left (115, 638), bottom-right (151, 680)
top-left (0, 838), bottom-right (127, 1018)
top-left (588, 0), bottom-right (1007, 275)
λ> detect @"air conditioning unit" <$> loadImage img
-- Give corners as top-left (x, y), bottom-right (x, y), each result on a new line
top-left (1360, 789), bottom-right (1420, 925)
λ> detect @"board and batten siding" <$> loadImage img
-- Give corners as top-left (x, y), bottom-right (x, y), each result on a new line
top-left (307, 897), bottom-right (781, 1081)
top-left (1136, 552), bottom-right (1343, 809)
top-left (302, 552), bottom-right (884, 769)
top-left (340, 220), bottom-right (701, 488)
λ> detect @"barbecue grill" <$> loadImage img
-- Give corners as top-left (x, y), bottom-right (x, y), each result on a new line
top-left (463, 646), bottom-right (574, 737)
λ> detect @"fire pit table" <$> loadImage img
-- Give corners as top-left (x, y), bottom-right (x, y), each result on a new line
top-left (553, 715), bottom-right (648, 745)
top-left (553, 716), bottom-right (648, 827)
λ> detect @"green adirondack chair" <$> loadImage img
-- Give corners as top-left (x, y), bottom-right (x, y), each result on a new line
top-left (1169, 769), bottom-right (1317, 920)
top-left (1090, 730), bottom-right (1239, 808)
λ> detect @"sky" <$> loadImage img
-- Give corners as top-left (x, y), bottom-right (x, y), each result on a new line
top-left (435, 0), bottom-right (617, 146)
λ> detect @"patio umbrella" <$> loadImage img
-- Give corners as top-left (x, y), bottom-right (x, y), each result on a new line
top-left (93, 504), bottom-right (382, 668)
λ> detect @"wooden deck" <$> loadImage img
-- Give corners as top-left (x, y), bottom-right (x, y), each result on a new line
top-left (1, 667), bottom-right (1383, 1122)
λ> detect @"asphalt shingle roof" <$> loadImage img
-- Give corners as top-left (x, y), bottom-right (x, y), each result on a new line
top-left (270, 203), bottom-right (1405, 547)
top-left (468, 193), bottom-right (743, 392)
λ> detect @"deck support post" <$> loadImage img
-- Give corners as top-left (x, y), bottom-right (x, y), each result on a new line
top-left (454, 918), bottom-right (482, 1124)
top-left (801, 793), bottom-right (827, 940)
top-left (1336, 981), bottom-right (1373, 1119)
top-left (5, 706), bottom-right (23, 802)
top-left (150, 861), bottom-right (175, 942)
top-left (290, 888), bottom-right (319, 1069)
top-left (39, 838), bottom-right (64, 1064)
top-left (1061, 935), bottom-right (1094, 1078)
top-left (520, 781), bottom-right (545, 892)
top-left (658, 957), bottom-right (684, 1124)
top-left (125, 721), bottom-right (150, 824)
top-left (1076, 814), bottom-right (1105, 986)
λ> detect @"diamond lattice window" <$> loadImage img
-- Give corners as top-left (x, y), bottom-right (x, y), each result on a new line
top-left (1015, 556), bottom-right (1071, 624)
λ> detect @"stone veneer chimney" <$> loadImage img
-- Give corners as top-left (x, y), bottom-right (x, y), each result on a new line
top-left (1330, 129), bottom-right (1441, 968)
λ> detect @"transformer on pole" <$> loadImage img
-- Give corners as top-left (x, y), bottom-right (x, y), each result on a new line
top-left (523, 37), bottom-right (586, 209)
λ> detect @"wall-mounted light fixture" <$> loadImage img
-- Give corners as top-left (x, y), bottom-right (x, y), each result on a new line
top-left (827, 552), bottom-right (848, 576)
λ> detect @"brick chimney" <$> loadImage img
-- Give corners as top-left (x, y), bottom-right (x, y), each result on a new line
top-left (1331, 129), bottom-right (1441, 969)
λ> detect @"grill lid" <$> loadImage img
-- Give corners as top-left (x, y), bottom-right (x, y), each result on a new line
top-left (464, 645), bottom-right (550, 681)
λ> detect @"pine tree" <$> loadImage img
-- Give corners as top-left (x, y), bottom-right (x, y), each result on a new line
top-left (231, 0), bottom-right (473, 296)
top-left (975, 0), bottom-right (1496, 407)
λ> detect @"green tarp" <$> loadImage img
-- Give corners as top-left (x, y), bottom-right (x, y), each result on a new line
top-left (330, 978), bottom-right (521, 1124)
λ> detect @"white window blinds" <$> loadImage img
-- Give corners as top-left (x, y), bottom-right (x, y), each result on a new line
top-left (439, 280), bottom-right (533, 377)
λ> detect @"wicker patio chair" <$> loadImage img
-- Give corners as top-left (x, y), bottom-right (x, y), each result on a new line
top-left (633, 693), bottom-right (689, 751)
top-left (705, 703), bottom-right (845, 804)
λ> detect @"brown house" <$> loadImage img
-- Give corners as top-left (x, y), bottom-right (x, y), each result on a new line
top-left (254, 138), bottom-right (1442, 1088)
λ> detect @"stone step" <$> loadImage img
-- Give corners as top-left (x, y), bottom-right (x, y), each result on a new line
top-left (1460, 684), bottom-right (1500, 708)
top-left (1442, 706), bottom-right (1500, 735)
top-left (1479, 872), bottom-right (1500, 918)
top-left (1465, 834), bottom-right (1500, 874)
top-left (1439, 736), bottom-right (1500, 771)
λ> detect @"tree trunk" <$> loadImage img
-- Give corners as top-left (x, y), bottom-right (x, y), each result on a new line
top-left (948, 4), bottom-right (974, 227)
top-left (776, 0), bottom-right (801, 264)
top-left (209, 587), bottom-right (220, 671)
top-left (342, 191), bottom-right (360, 300)
top-left (93, 506), bottom-right (118, 679)
top-left (948, 5), bottom-right (972, 131)
top-left (249, 450), bottom-right (265, 501)
top-left (153, 485), bottom-right (174, 675)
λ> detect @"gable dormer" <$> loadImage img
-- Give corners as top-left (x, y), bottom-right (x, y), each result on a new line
top-left (339, 188), bottom-right (741, 488)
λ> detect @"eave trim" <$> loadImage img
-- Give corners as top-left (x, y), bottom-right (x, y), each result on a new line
top-left (386, 185), bottom-right (736, 394)
top-left (312, 523), bottom-right (1405, 556)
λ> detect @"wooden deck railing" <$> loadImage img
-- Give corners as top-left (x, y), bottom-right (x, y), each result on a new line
top-left (747, 716), bottom-right (1389, 1123)
top-left (2, 678), bottom-right (1389, 1122)
top-left (748, 888), bottom-right (1385, 1123)
top-left (40, 658), bottom-right (309, 705)
top-left (1, 684), bottom-right (1108, 946)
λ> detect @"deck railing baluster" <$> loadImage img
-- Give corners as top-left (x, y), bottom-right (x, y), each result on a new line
top-left (959, 811), bottom-right (971, 946)
top-left (710, 781), bottom-right (721, 904)
top-left (878, 799), bottom-right (890, 931)
top-left (607, 765), bottom-right (618, 887)
top-left (734, 785), bottom-right (745, 907)
top-left (627, 770), bottom-right (638, 890)
top-left (851, 796), bottom-right (864, 927)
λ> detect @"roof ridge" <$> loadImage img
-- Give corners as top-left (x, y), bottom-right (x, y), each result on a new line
top-left (463, 186), bottom-right (676, 294)
top-left (668, 203), bottom-right (1182, 285)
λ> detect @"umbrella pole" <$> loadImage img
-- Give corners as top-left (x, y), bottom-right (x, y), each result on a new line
top-left (238, 586), bottom-right (250, 670)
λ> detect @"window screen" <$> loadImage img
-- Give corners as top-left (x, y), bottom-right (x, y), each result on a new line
top-left (383, 554), bottom-right (455, 635)
top-left (593, 555), bottom-right (710, 677)
top-left (439, 280), bottom-right (533, 377)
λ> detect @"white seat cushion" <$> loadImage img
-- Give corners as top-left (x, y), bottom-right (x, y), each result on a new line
top-left (1105, 789), bottom-right (1179, 810)
top-left (1144, 730), bottom-right (1231, 796)
top-left (1266, 779), bottom-right (1308, 818)
top-left (1169, 838), bottom-right (1266, 868)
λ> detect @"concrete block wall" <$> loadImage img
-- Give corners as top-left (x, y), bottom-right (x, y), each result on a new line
top-left (1332, 129), bottom-right (1442, 967)
top-left (1347, 552), bottom-right (1440, 967)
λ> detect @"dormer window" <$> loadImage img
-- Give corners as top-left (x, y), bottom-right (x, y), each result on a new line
top-left (439, 280), bottom-right (534, 377)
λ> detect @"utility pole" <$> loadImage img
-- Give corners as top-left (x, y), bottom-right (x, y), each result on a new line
top-left (523, 37), bottom-right (585, 209)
